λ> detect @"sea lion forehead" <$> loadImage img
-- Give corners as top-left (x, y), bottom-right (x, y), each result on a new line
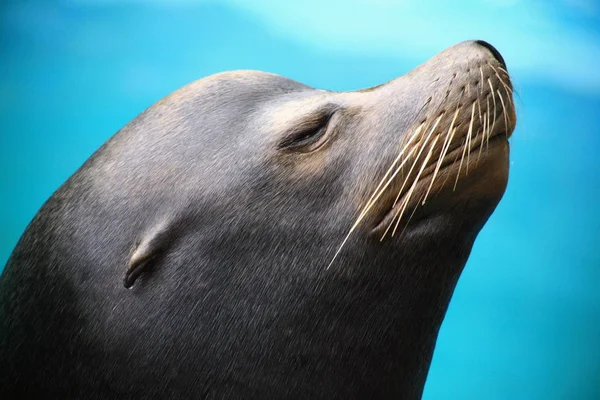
top-left (151, 70), bottom-right (312, 111)
top-left (192, 70), bottom-right (312, 97)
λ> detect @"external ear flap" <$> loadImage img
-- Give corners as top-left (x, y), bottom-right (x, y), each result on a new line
top-left (123, 219), bottom-right (176, 289)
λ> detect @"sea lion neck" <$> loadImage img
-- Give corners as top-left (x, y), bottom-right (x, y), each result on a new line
top-left (273, 225), bottom-right (474, 399)
top-left (184, 211), bottom-right (475, 398)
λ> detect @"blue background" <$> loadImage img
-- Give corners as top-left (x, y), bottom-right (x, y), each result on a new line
top-left (1, 1), bottom-right (599, 398)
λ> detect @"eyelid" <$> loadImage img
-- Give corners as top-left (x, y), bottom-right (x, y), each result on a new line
top-left (278, 108), bottom-right (337, 151)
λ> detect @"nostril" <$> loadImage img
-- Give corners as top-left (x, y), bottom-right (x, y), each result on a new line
top-left (475, 40), bottom-right (507, 68)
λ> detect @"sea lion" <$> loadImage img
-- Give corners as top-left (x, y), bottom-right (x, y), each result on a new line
top-left (0, 40), bottom-right (516, 399)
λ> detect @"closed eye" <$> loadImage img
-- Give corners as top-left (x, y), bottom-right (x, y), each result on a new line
top-left (278, 110), bottom-right (335, 152)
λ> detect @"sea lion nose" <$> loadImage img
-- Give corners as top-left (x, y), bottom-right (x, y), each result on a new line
top-left (474, 40), bottom-right (507, 68)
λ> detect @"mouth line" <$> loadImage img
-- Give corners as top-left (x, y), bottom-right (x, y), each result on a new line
top-left (371, 131), bottom-right (509, 235)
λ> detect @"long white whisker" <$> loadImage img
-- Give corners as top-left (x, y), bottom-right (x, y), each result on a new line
top-left (454, 102), bottom-right (476, 190)
top-left (488, 78), bottom-right (498, 129)
top-left (379, 118), bottom-right (444, 241)
top-left (391, 115), bottom-right (444, 208)
top-left (326, 142), bottom-right (419, 269)
top-left (477, 113), bottom-right (487, 164)
top-left (487, 63), bottom-right (510, 87)
top-left (389, 135), bottom-right (440, 237)
top-left (497, 89), bottom-right (509, 137)
top-left (479, 66), bottom-right (485, 95)
top-left (497, 65), bottom-right (508, 74)
top-left (486, 64), bottom-right (515, 109)
top-left (380, 194), bottom-right (409, 240)
top-left (358, 124), bottom-right (423, 217)
top-left (422, 107), bottom-right (460, 205)
top-left (325, 123), bottom-right (426, 269)
top-left (485, 95), bottom-right (492, 152)
top-left (490, 62), bottom-right (509, 77)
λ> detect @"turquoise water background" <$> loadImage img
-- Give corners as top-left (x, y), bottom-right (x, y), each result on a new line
top-left (1, 1), bottom-right (599, 398)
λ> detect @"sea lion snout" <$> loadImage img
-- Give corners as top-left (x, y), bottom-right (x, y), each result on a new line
top-left (347, 40), bottom-right (516, 239)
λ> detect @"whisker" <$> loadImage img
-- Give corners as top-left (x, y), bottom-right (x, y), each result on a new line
top-left (487, 63), bottom-right (512, 90)
top-left (466, 105), bottom-right (475, 174)
top-left (488, 78), bottom-right (498, 129)
top-left (487, 63), bottom-right (507, 82)
top-left (422, 107), bottom-right (460, 205)
top-left (391, 115), bottom-right (443, 208)
top-left (501, 83), bottom-right (514, 112)
top-left (477, 113), bottom-right (487, 164)
top-left (380, 127), bottom-right (438, 241)
top-left (326, 122), bottom-right (427, 269)
top-left (479, 66), bottom-right (485, 95)
top-left (438, 126), bottom-right (461, 190)
top-left (326, 139), bottom-right (420, 269)
top-left (484, 63), bottom-right (516, 115)
top-left (486, 63), bottom-right (515, 108)
top-left (360, 124), bottom-right (423, 214)
top-left (492, 74), bottom-right (515, 109)
top-left (493, 63), bottom-right (509, 76)
top-left (380, 194), bottom-right (409, 240)
top-left (498, 78), bottom-right (513, 98)
top-left (499, 82), bottom-right (510, 98)
top-left (454, 103), bottom-right (476, 190)
top-left (390, 135), bottom-right (440, 237)
top-left (497, 89), bottom-right (509, 137)
top-left (485, 95), bottom-right (492, 152)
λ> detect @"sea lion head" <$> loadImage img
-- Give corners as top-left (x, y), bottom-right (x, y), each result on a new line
top-left (111, 40), bottom-right (516, 397)
top-left (3, 39), bottom-right (516, 398)
top-left (132, 38), bottom-right (507, 268)
top-left (115, 40), bottom-right (516, 287)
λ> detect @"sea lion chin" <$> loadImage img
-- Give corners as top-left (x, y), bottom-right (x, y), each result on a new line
top-left (0, 40), bottom-right (516, 400)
